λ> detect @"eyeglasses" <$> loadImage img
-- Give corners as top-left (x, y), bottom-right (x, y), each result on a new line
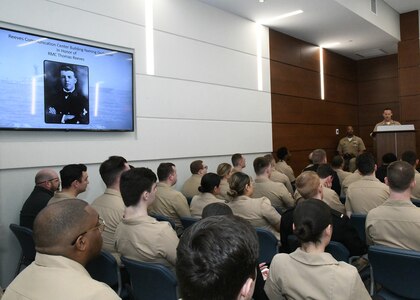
top-left (36, 178), bottom-right (60, 185)
top-left (71, 216), bottom-right (105, 245)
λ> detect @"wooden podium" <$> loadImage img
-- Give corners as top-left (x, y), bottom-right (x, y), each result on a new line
top-left (373, 125), bottom-right (416, 162)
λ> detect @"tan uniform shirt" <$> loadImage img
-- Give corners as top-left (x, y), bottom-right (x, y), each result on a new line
top-left (216, 179), bottom-right (230, 200)
top-left (190, 192), bottom-right (225, 218)
top-left (294, 187), bottom-right (345, 214)
top-left (335, 169), bottom-right (352, 186)
top-left (114, 215), bottom-right (179, 271)
top-left (337, 136), bottom-right (366, 157)
top-left (3, 253), bottom-right (120, 300)
top-left (47, 191), bottom-right (74, 205)
top-left (346, 175), bottom-right (389, 215)
top-left (341, 171), bottom-right (363, 196)
top-left (227, 195), bottom-right (281, 240)
top-left (411, 171), bottom-right (420, 199)
top-left (270, 170), bottom-right (293, 194)
top-left (253, 178), bottom-right (294, 211)
top-left (148, 182), bottom-right (191, 232)
top-left (91, 188), bottom-right (124, 260)
top-left (181, 174), bottom-right (202, 198)
top-left (264, 249), bottom-right (370, 300)
top-left (373, 120), bottom-right (401, 132)
top-left (366, 198), bottom-right (420, 250)
top-left (275, 161), bottom-right (295, 183)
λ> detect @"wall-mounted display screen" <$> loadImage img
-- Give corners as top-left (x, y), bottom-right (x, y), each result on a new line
top-left (0, 26), bottom-right (134, 131)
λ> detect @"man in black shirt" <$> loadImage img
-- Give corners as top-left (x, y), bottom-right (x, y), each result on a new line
top-left (20, 169), bottom-right (60, 229)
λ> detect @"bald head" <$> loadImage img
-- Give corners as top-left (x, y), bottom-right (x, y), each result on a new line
top-left (35, 169), bottom-right (60, 192)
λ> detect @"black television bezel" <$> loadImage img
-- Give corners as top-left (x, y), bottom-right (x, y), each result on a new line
top-left (0, 25), bottom-right (135, 132)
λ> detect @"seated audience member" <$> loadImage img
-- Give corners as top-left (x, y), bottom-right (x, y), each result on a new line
top-left (202, 202), bottom-right (233, 218)
top-left (176, 215), bottom-right (258, 300)
top-left (345, 152), bottom-right (389, 217)
top-left (181, 160), bottom-right (208, 198)
top-left (317, 164), bottom-right (345, 214)
top-left (190, 173), bottom-right (225, 218)
top-left (226, 172), bottom-right (281, 240)
top-left (331, 155), bottom-right (352, 187)
top-left (275, 147), bottom-right (295, 185)
top-left (366, 161), bottom-right (420, 250)
top-left (115, 168), bottom-right (178, 271)
top-left (280, 171), bottom-right (366, 256)
top-left (264, 154), bottom-right (293, 193)
top-left (341, 170), bottom-right (363, 196)
top-left (20, 168), bottom-right (60, 229)
top-left (91, 156), bottom-right (130, 260)
top-left (252, 157), bottom-right (294, 213)
top-left (148, 162), bottom-right (190, 235)
top-left (231, 153), bottom-right (247, 174)
top-left (375, 152), bottom-right (397, 183)
top-left (401, 150), bottom-right (420, 199)
top-left (216, 162), bottom-right (233, 200)
top-left (3, 199), bottom-right (120, 300)
top-left (303, 149), bottom-right (341, 196)
top-left (48, 164), bottom-right (89, 205)
top-left (265, 200), bottom-right (370, 300)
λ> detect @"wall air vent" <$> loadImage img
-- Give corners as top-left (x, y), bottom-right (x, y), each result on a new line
top-left (355, 48), bottom-right (387, 59)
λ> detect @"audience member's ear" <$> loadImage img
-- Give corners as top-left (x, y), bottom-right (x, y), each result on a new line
top-left (238, 276), bottom-right (255, 300)
top-left (411, 179), bottom-right (416, 189)
top-left (384, 177), bottom-right (389, 186)
top-left (374, 164), bottom-right (378, 172)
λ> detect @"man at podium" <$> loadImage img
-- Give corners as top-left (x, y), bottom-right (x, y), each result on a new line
top-left (373, 108), bottom-right (401, 132)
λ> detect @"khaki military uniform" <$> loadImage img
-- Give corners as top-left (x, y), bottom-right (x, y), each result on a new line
top-left (3, 253), bottom-right (120, 300)
top-left (91, 188), bottom-right (124, 262)
top-left (373, 120), bottom-right (401, 132)
top-left (181, 174), bottom-right (202, 198)
top-left (270, 170), bottom-right (293, 193)
top-left (345, 175), bottom-right (389, 215)
top-left (227, 195), bottom-right (281, 240)
top-left (264, 249), bottom-right (370, 300)
top-left (190, 192), bottom-right (225, 218)
top-left (341, 172), bottom-right (363, 196)
top-left (411, 171), bottom-right (420, 199)
top-left (337, 136), bottom-right (366, 157)
top-left (114, 215), bottom-right (178, 271)
top-left (47, 192), bottom-right (75, 205)
top-left (335, 168), bottom-right (352, 186)
top-left (216, 179), bottom-right (230, 200)
top-left (294, 187), bottom-right (345, 214)
top-left (366, 198), bottom-right (420, 250)
top-left (148, 182), bottom-right (191, 233)
top-left (275, 161), bottom-right (295, 183)
top-left (253, 178), bottom-right (294, 212)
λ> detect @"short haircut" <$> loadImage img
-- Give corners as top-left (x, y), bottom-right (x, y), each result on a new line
top-left (253, 156), bottom-right (270, 176)
top-left (34, 199), bottom-right (89, 249)
top-left (382, 153), bottom-right (397, 164)
top-left (316, 164), bottom-right (334, 179)
top-left (293, 199), bottom-right (332, 244)
top-left (401, 150), bottom-right (417, 167)
top-left (176, 215), bottom-right (258, 300)
top-left (311, 149), bottom-right (326, 164)
top-left (387, 161), bottom-right (415, 192)
top-left (227, 172), bottom-right (251, 198)
top-left (60, 65), bottom-right (75, 75)
top-left (190, 160), bottom-right (204, 174)
top-left (231, 153), bottom-right (243, 167)
top-left (198, 173), bottom-right (221, 194)
top-left (356, 152), bottom-right (375, 175)
top-left (296, 171), bottom-right (320, 200)
top-left (217, 163), bottom-right (232, 177)
top-left (276, 147), bottom-right (288, 160)
top-left (383, 107), bottom-right (392, 112)
top-left (120, 167), bottom-right (157, 207)
top-left (157, 162), bottom-right (175, 181)
top-left (202, 203), bottom-right (233, 218)
top-left (331, 155), bottom-right (344, 169)
top-left (263, 154), bottom-right (276, 166)
top-left (35, 169), bottom-right (57, 185)
top-left (60, 164), bottom-right (87, 189)
top-left (99, 156), bottom-right (128, 187)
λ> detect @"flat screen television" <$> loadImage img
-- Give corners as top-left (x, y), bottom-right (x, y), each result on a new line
top-left (0, 26), bottom-right (134, 131)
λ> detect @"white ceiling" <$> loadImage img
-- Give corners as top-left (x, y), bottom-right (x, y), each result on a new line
top-left (198, 0), bottom-right (420, 60)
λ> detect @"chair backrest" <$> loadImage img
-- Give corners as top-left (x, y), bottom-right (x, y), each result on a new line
top-left (411, 198), bottom-right (420, 207)
top-left (256, 228), bottom-right (278, 264)
top-left (121, 256), bottom-right (177, 300)
top-left (350, 213), bottom-right (367, 242)
top-left (9, 224), bottom-right (36, 266)
top-left (325, 241), bottom-right (350, 262)
top-left (369, 245), bottom-right (420, 299)
top-left (85, 250), bottom-right (121, 295)
top-left (150, 214), bottom-right (176, 229)
top-left (180, 216), bottom-right (200, 229)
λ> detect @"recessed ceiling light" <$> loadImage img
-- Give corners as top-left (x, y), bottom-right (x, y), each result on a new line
top-left (259, 0), bottom-right (265, 3)
top-left (320, 42), bottom-right (341, 48)
top-left (259, 10), bottom-right (303, 24)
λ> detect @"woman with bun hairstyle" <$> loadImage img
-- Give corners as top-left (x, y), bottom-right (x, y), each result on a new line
top-left (264, 200), bottom-right (370, 300)
top-left (190, 173), bottom-right (225, 218)
top-left (226, 172), bottom-right (281, 240)
top-left (216, 163), bottom-right (233, 200)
